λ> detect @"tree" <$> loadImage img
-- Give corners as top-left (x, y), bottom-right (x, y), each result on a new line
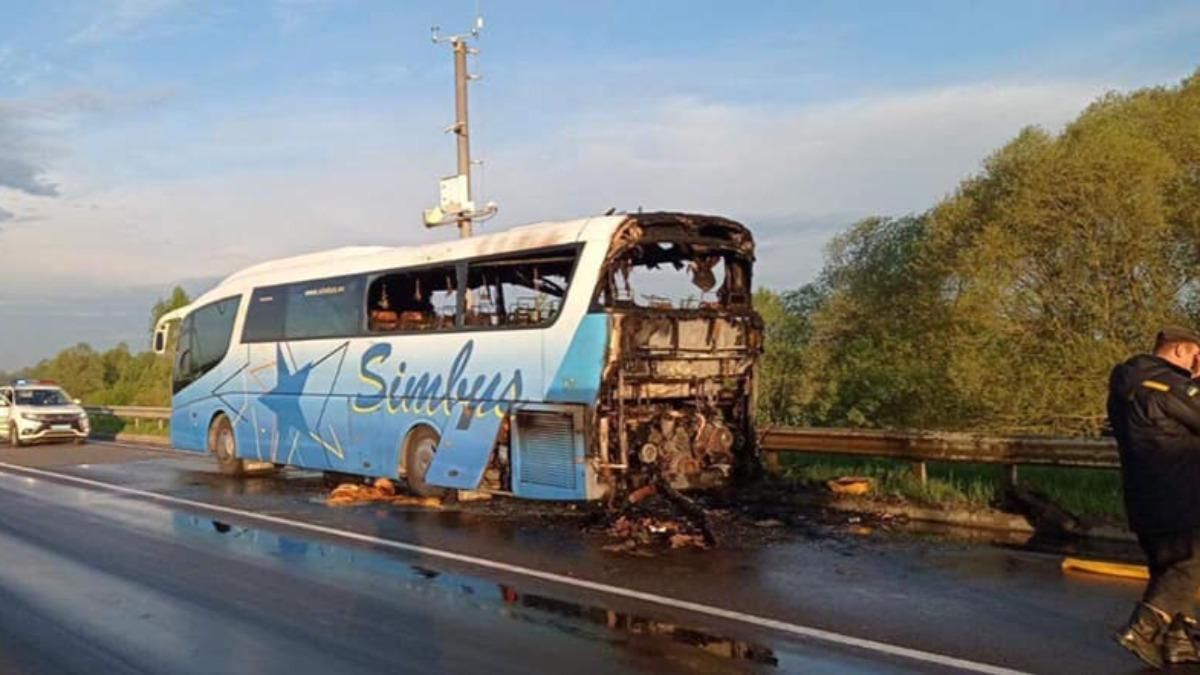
top-left (921, 74), bottom-right (1200, 434)
top-left (760, 70), bottom-right (1200, 436)
top-left (799, 215), bottom-right (961, 428)
top-left (32, 344), bottom-right (106, 401)
top-left (150, 286), bottom-right (191, 333)
top-left (754, 286), bottom-right (822, 425)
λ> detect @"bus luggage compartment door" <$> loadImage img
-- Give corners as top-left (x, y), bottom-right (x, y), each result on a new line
top-left (511, 406), bottom-right (587, 500)
top-left (425, 401), bottom-right (510, 491)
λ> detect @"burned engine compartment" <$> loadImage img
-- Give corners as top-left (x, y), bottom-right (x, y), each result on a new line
top-left (594, 213), bottom-right (763, 492)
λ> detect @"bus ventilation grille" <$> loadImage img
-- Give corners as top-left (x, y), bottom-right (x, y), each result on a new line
top-left (517, 412), bottom-right (577, 490)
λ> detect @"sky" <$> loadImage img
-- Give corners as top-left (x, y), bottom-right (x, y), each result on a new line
top-left (0, 0), bottom-right (1198, 369)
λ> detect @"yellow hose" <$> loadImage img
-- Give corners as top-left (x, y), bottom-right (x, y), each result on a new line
top-left (1062, 557), bottom-right (1148, 581)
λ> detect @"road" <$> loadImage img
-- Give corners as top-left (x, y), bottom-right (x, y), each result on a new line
top-left (0, 440), bottom-right (1163, 673)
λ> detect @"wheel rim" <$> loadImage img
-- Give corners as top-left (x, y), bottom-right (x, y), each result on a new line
top-left (217, 426), bottom-right (235, 461)
top-left (413, 437), bottom-right (437, 478)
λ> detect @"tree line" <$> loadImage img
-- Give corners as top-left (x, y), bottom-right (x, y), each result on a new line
top-left (0, 287), bottom-right (190, 407)
top-left (756, 71), bottom-right (1200, 436)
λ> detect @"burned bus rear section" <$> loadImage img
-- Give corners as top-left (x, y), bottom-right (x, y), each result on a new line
top-left (476, 212), bottom-right (764, 499)
top-left (594, 213), bottom-right (762, 493)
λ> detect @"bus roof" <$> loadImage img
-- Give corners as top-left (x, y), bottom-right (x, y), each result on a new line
top-left (190, 215), bottom-right (626, 308)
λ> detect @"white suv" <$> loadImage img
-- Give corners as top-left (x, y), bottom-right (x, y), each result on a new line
top-left (0, 381), bottom-right (90, 446)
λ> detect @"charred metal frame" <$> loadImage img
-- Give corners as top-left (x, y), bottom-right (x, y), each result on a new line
top-left (593, 212), bottom-right (763, 493)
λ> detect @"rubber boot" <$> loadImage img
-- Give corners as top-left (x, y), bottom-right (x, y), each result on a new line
top-left (1115, 602), bottom-right (1169, 669)
top-left (1164, 613), bottom-right (1200, 665)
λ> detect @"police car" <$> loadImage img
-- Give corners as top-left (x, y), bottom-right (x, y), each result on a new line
top-left (0, 380), bottom-right (90, 446)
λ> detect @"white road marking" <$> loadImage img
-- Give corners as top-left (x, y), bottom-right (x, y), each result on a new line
top-left (0, 459), bottom-right (1028, 675)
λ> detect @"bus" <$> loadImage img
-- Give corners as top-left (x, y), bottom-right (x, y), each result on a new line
top-left (153, 212), bottom-right (762, 500)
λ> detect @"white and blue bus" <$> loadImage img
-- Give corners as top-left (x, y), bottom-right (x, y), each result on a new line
top-left (153, 212), bottom-right (761, 500)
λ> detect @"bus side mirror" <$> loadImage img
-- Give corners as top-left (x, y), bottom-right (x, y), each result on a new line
top-left (152, 308), bottom-right (189, 356)
top-left (153, 327), bottom-right (168, 354)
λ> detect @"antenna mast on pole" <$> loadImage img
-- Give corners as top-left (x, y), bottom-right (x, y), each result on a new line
top-left (425, 14), bottom-right (497, 238)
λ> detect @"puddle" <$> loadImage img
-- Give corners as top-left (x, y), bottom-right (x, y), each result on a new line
top-left (182, 515), bottom-right (780, 668)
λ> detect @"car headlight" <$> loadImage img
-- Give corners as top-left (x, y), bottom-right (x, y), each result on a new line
top-left (21, 413), bottom-right (46, 422)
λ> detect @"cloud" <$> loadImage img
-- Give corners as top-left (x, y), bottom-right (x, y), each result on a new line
top-left (0, 79), bottom-right (1111, 295)
top-left (488, 81), bottom-right (1107, 227)
top-left (0, 279), bottom-right (217, 370)
top-left (0, 86), bottom-right (175, 199)
top-left (69, 0), bottom-right (186, 45)
top-left (0, 107), bottom-right (59, 196)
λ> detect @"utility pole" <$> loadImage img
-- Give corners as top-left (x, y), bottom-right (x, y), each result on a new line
top-left (425, 15), bottom-right (497, 238)
top-left (452, 37), bottom-right (472, 238)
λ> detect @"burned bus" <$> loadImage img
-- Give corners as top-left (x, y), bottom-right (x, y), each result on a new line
top-left (153, 212), bottom-right (762, 500)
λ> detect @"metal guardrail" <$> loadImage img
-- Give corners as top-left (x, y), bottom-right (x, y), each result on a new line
top-left (80, 406), bottom-right (1120, 478)
top-left (759, 427), bottom-right (1118, 469)
top-left (84, 405), bottom-right (171, 433)
top-left (84, 405), bottom-right (171, 421)
top-left (759, 426), bottom-right (1119, 486)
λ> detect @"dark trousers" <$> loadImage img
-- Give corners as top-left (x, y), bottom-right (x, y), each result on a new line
top-left (1139, 529), bottom-right (1200, 617)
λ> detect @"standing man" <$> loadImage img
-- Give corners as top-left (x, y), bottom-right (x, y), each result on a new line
top-left (1109, 326), bottom-right (1200, 668)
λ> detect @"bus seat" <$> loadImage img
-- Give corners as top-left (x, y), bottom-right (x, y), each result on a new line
top-left (370, 309), bottom-right (399, 331)
top-left (397, 310), bottom-right (428, 329)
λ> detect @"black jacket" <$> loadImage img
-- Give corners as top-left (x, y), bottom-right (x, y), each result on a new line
top-left (1108, 354), bottom-right (1200, 534)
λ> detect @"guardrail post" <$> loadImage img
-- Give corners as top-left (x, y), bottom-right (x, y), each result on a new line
top-left (158, 419), bottom-right (164, 431)
top-left (913, 461), bottom-right (928, 486)
top-left (764, 450), bottom-right (781, 475)
top-left (1004, 463), bottom-right (1019, 489)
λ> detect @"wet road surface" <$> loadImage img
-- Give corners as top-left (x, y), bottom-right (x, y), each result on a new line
top-left (0, 441), bottom-right (1166, 673)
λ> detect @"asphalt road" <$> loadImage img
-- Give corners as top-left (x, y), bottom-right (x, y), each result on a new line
top-left (0, 441), bottom-right (1168, 673)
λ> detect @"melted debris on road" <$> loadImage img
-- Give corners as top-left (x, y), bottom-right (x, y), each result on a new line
top-left (314, 472), bottom-right (1023, 555)
top-left (326, 478), bottom-right (443, 508)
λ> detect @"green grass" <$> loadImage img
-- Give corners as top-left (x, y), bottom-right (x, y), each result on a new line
top-left (1020, 464), bottom-right (1124, 522)
top-left (780, 453), bottom-right (1125, 523)
top-left (89, 415), bottom-right (171, 439)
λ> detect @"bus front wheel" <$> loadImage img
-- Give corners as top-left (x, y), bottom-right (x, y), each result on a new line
top-left (210, 415), bottom-right (244, 476)
top-left (403, 426), bottom-right (448, 499)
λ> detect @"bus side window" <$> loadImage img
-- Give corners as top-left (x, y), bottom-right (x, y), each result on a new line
top-left (284, 277), bottom-right (363, 340)
top-left (173, 296), bottom-right (240, 393)
top-left (465, 248), bottom-right (577, 328)
top-left (243, 288), bottom-right (286, 342)
top-left (367, 266), bottom-right (458, 333)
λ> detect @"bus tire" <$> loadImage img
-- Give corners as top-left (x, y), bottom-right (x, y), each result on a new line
top-left (8, 424), bottom-right (24, 448)
top-left (210, 415), bottom-right (245, 476)
top-left (403, 426), bottom-right (448, 499)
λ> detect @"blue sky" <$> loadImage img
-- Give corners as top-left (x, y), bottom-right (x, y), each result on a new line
top-left (0, 0), bottom-right (1198, 368)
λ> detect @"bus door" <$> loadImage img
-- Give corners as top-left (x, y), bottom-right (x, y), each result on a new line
top-left (425, 401), bottom-right (510, 490)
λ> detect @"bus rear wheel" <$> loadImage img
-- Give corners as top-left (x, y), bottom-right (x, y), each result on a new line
top-left (403, 426), bottom-right (448, 499)
top-left (210, 415), bottom-right (245, 476)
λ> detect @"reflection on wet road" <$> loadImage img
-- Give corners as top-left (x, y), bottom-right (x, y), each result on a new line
top-left (0, 456), bottom-right (938, 674)
top-left (0, 442), bottom-right (1153, 673)
top-left (180, 514), bottom-right (779, 668)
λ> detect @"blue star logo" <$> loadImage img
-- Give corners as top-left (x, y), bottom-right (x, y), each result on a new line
top-left (261, 345), bottom-right (314, 448)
